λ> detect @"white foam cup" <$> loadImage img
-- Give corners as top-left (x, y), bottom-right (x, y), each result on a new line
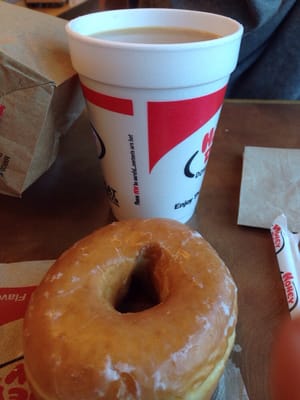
top-left (66, 8), bottom-right (243, 222)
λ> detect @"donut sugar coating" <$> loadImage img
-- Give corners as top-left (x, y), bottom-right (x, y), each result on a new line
top-left (23, 218), bottom-right (237, 400)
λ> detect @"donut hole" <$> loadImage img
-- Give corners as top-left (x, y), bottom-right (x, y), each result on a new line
top-left (115, 244), bottom-right (162, 313)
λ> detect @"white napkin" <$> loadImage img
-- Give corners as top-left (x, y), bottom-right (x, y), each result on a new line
top-left (238, 146), bottom-right (300, 231)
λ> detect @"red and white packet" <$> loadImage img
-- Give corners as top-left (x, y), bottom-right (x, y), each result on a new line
top-left (0, 260), bottom-right (53, 399)
top-left (271, 214), bottom-right (300, 318)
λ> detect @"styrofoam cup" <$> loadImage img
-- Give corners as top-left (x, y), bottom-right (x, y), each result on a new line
top-left (66, 8), bottom-right (243, 222)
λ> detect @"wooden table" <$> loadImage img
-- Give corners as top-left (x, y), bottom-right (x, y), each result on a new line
top-left (0, 100), bottom-right (299, 399)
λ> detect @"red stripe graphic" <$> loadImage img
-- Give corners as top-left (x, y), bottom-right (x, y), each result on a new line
top-left (0, 286), bottom-right (36, 325)
top-left (147, 86), bottom-right (227, 172)
top-left (81, 84), bottom-right (134, 116)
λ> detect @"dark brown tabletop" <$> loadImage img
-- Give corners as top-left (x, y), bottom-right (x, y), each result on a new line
top-left (1, 100), bottom-right (300, 400)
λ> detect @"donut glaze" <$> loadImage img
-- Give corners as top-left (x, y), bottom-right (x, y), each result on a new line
top-left (23, 218), bottom-right (237, 400)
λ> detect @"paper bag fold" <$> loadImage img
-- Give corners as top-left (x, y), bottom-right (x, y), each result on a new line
top-left (0, 2), bottom-right (84, 196)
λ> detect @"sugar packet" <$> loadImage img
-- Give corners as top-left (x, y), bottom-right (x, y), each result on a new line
top-left (271, 214), bottom-right (300, 318)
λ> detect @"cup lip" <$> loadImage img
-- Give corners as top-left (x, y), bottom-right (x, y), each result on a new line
top-left (66, 8), bottom-right (244, 52)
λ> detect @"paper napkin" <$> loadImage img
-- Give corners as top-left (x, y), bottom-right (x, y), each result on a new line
top-left (238, 146), bottom-right (300, 231)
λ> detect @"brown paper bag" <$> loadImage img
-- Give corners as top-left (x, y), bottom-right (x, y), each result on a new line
top-left (0, 2), bottom-right (84, 197)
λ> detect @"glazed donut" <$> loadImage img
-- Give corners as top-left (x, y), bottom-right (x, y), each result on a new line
top-left (23, 218), bottom-right (237, 400)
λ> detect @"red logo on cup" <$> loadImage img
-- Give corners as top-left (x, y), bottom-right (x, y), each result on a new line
top-left (80, 83), bottom-right (226, 174)
top-left (147, 86), bottom-right (226, 172)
